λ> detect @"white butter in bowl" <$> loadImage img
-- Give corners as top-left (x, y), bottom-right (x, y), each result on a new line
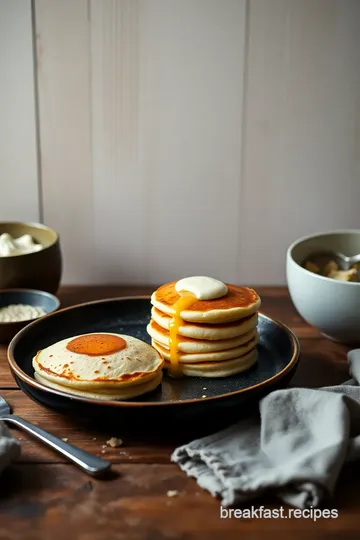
top-left (0, 233), bottom-right (43, 257)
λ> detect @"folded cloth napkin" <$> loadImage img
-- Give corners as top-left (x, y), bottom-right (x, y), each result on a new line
top-left (172, 349), bottom-right (360, 509)
top-left (0, 422), bottom-right (20, 474)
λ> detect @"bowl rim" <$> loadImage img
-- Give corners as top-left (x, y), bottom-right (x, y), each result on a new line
top-left (0, 221), bottom-right (59, 258)
top-left (287, 229), bottom-right (360, 287)
top-left (7, 295), bottom-right (300, 408)
top-left (0, 288), bottom-right (61, 325)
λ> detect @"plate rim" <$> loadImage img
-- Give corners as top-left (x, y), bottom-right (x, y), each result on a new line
top-left (8, 295), bottom-right (300, 408)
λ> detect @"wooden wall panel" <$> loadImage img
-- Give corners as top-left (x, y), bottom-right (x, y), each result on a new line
top-left (0, 0), bottom-right (39, 222)
top-left (239, 0), bottom-right (360, 284)
top-left (36, 0), bottom-right (246, 284)
top-left (90, 0), bottom-right (246, 284)
top-left (35, 0), bottom-right (94, 283)
top-left (35, 0), bottom-right (360, 285)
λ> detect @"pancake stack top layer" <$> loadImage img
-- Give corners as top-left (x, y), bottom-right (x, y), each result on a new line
top-left (147, 277), bottom-right (261, 378)
top-left (33, 333), bottom-right (164, 400)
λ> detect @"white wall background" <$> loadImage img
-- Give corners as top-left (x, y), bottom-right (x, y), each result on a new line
top-left (0, 0), bottom-right (39, 222)
top-left (1, 0), bottom-right (360, 285)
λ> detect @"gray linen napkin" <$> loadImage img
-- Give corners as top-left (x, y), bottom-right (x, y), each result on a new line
top-left (0, 421), bottom-right (20, 474)
top-left (172, 349), bottom-right (360, 509)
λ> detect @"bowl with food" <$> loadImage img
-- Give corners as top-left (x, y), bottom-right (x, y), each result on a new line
top-left (286, 230), bottom-right (360, 343)
top-left (0, 222), bottom-right (62, 293)
top-left (0, 288), bottom-right (60, 343)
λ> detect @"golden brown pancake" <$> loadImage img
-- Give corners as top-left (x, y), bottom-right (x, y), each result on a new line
top-left (147, 320), bottom-right (257, 353)
top-left (151, 282), bottom-right (261, 323)
top-left (164, 349), bottom-right (258, 378)
top-left (33, 333), bottom-right (164, 400)
top-left (148, 278), bottom-right (261, 378)
top-left (152, 334), bottom-right (258, 363)
top-left (151, 307), bottom-right (258, 340)
top-left (34, 370), bottom-right (163, 400)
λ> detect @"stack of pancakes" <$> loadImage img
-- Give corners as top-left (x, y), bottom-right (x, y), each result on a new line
top-left (147, 282), bottom-right (261, 377)
top-left (33, 332), bottom-right (164, 400)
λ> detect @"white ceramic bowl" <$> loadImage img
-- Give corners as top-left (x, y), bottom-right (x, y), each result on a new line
top-left (286, 230), bottom-right (360, 344)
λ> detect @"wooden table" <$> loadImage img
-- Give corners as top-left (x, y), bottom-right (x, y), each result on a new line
top-left (0, 286), bottom-right (358, 540)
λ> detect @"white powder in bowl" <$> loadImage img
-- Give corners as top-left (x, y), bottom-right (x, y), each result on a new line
top-left (0, 304), bottom-right (47, 322)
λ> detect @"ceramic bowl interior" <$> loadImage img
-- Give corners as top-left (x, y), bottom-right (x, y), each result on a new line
top-left (289, 230), bottom-right (360, 267)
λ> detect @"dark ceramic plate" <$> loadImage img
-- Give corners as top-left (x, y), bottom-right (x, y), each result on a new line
top-left (8, 297), bottom-right (300, 429)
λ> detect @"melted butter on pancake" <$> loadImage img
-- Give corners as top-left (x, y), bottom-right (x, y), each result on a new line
top-left (175, 276), bottom-right (228, 300)
top-left (149, 278), bottom-right (260, 378)
top-left (168, 277), bottom-right (228, 377)
top-left (66, 333), bottom-right (127, 356)
top-left (154, 282), bottom-right (259, 313)
top-left (169, 292), bottom-right (197, 377)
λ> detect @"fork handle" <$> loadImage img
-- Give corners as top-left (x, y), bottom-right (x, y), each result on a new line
top-left (3, 415), bottom-right (111, 476)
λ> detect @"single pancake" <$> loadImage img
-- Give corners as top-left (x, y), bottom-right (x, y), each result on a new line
top-left (152, 333), bottom-right (258, 363)
top-left (34, 370), bottom-right (163, 400)
top-left (147, 320), bottom-right (257, 353)
top-left (151, 307), bottom-right (258, 340)
top-left (33, 333), bottom-right (164, 398)
top-left (164, 349), bottom-right (258, 378)
top-left (151, 282), bottom-right (261, 323)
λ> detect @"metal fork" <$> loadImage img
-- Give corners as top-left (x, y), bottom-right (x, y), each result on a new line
top-left (0, 395), bottom-right (111, 476)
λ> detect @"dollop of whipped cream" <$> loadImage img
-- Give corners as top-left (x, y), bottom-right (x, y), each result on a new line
top-left (175, 276), bottom-right (228, 300)
top-left (0, 233), bottom-right (43, 257)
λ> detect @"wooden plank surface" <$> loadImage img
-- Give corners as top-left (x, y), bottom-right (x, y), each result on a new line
top-left (1, 462), bottom-right (360, 540)
top-left (0, 286), bottom-right (356, 538)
